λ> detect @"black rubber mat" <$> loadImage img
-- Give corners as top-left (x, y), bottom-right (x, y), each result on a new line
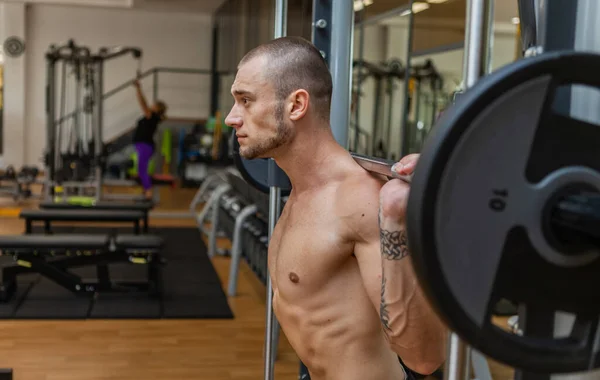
top-left (0, 227), bottom-right (234, 320)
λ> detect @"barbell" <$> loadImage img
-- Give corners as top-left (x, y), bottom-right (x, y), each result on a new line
top-left (232, 50), bottom-right (600, 375)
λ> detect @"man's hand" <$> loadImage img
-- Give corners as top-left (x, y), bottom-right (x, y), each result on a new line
top-left (379, 154), bottom-right (419, 223)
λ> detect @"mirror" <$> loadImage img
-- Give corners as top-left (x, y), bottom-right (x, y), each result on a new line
top-left (351, 0), bottom-right (411, 161)
top-left (404, 0), bottom-right (520, 154)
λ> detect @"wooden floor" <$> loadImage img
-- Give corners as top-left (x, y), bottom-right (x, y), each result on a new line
top-left (0, 185), bottom-right (516, 380)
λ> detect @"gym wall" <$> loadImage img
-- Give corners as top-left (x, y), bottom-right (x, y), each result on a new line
top-left (2, 2), bottom-right (214, 168)
top-left (0, 2), bottom-right (26, 170)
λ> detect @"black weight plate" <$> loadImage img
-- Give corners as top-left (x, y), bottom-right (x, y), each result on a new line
top-left (232, 134), bottom-right (292, 196)
top-left (407, 51), bottom-right (600, 374)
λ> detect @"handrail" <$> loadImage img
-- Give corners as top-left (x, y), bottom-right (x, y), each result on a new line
top-left (103, 67), bottom-right (154, 101)
top-left (56, 66), bottom-right (228, 125)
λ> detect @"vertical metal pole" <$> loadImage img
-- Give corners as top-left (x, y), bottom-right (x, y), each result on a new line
top-left (535, 0), bottom-right (547, 49)
top-left (400, 0), bottom-right (415, 158)
top-left (94, 59), bottom-right (104, 201)
top-left (445, 1), bottom-right (494, 379)
top-left (462, 0), bottom-right (494, 88)
top-left (152, 69), bottom-right (158, 103)
top-left (264, 3), bottom-right (287, 380)
top-left (210, 23), bottom-right (220, 116)
top-left (444, 333), bottom-right (471, 380)
top-left (328, 0), bottom-right (353, 148)
top-left (385, 78), bottom-right (394, 158)
top-left (311, 0), bottom-right (332, 67)
top-left (74, 63), bottom-right (82, 155)
top-left (46, 56), bottom-right (56, 200)
top-left (265, 185), bottom-right (281, 379)
top-left (274, 0), bottom-right (287, 39)
top-left (353, 10), bottom-right (365, 152)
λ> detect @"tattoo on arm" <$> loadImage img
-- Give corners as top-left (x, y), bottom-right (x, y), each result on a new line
top-left (380, 229), bottom-right (409, 260)
top-left (380, 273), bottom-right (392, 331)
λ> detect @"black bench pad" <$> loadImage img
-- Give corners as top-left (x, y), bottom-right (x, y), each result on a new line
top-left (40, 201), bottom-right (154, 211)
top-left (20, 209), bottom-right (144, 221)
top-left (0, 235), bottom-right (109, 250)
top-left (117, 235), bottom-right (163, 249)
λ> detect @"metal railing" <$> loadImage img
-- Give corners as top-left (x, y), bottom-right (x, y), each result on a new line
top-left (56, 66), bottom-right (228, 127)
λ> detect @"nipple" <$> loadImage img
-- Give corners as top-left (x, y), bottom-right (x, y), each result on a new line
top-left (289, 272), bottom-right (300, 284)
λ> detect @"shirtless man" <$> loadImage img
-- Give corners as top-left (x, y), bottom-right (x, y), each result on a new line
top-left (225, 36), bottom-right (447, 380)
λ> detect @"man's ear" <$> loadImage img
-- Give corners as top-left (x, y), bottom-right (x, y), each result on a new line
top-left (288, 89), bottom-right (309, 121)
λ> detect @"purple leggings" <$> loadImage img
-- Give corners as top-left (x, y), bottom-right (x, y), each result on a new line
top-left (135, 142), bottom-right (154, 191)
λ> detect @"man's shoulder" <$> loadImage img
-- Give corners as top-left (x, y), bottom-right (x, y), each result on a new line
top-left (337, 167), bottom-right (385, 205)
top-left (334, 167), bottom-right (383, 236)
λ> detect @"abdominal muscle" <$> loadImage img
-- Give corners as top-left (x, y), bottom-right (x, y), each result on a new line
top-left (272, 265), bottom-right (406, 380)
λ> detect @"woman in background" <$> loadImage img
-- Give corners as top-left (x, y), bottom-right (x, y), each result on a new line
top-left (132, 79), bottom-right (167, 200)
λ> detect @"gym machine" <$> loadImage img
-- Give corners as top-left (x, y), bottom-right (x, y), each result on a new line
top-left (44, 39), bottom-right (143, 203)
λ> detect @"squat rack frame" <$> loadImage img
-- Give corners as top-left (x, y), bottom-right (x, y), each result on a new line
top-left (44, 40), bottom-right (142, 202)
top-left (264, 0), bottom-right (489, 379)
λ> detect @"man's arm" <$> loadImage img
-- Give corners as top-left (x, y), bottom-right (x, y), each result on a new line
top-left (351, 170), bottom-right (447, 375)
top-left (134, 80), bottom-right (152, 118)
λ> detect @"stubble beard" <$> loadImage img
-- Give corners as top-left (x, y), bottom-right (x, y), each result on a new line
top-left (240, 101), bottom-right (293, 159)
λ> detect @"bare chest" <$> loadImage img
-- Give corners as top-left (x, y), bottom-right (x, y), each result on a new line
top-left (268, 198), bottom-right (353, 297)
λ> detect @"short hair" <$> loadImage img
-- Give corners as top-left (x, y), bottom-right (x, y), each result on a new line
top-left (155, 100), bottom-right (167, 116)
top-left (239, 36), bottom-right (333, 122)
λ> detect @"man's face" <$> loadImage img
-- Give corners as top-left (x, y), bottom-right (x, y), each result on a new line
top-left (225, 57), bottom-right (293, 159)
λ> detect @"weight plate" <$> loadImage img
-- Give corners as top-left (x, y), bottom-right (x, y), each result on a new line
top-left (3, 37), bottom-right (25, 58)
top-left (232, 135), bottom-right (292, 196)
top-left (407, 51), bottom-right (600, 374)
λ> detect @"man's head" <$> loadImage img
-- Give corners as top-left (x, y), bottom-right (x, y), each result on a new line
top-left (151, 101), bottom-right (167, 119)
top-left (225, 36), bottom-right (333, 159)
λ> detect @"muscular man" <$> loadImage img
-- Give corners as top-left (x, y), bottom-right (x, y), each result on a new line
top-left (225, 36), bottom-right (447, 380)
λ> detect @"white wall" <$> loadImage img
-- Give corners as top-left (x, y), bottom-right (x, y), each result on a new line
top-left (0, 2), bottom-right (26, 169)
top-left (0, 2), bottom-right (213, 167)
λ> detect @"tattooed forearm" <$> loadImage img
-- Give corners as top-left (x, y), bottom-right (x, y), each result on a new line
top-left (380, 273), bottom-right (392, 331)
top-left (380, 229), bottom-right (409, 260)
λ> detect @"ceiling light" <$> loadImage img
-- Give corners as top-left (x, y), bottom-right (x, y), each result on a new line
top-left (511, 17), bottom-right (520, 24)
top-left (413, 2), bottom-right (430, 13)
top-left (401, 1), bottom-right (430, 16)
top-left (353, 0), bottom-right (373, 12)
top-left (426, 0), bottom-right (449, 3)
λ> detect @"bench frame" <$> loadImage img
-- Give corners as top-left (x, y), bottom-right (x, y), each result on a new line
top-left (23, 214), bottom-right (147, 235)
top-left (0, 248), bottom-right (163, 302)
top-left (39, 202), bottom-right (152, 232)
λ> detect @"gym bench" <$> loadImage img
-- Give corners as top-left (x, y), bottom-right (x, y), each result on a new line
top-left (20, 209), bottom-right (147, 234)
top-left (39, 200), bottom-right (153, 230)
top-left (0, 234), bottom-right (164, 302)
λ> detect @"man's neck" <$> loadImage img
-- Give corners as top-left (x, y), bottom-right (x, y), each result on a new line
top-left (272, 127), bottom-right (349, 193)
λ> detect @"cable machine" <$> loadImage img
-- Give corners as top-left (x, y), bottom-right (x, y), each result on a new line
top-left (44, 39), bottom-right (142, 202)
